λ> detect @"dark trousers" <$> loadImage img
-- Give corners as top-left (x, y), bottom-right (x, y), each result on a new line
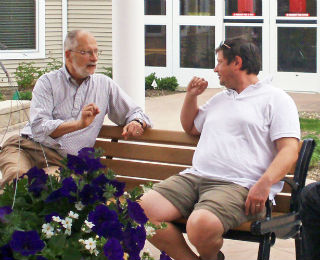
top-left (300, 182), bottom-right (320, 260)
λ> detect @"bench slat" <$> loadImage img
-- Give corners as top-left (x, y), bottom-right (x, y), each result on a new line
top-left (103, 159), bottom-right (186, 180)
top-left (95, 141), bottom-right (194, 165)
top-left (116, 176), bottom-right (159, 190)
top-left (98, 125), bottom-right (199, 146)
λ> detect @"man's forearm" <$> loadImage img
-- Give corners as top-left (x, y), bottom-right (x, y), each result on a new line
top-left (180, 93), bottom-right (199, 134)
top-left (49, 120), bottom-right (83, 138)
top-left (258, 138), bottom-right (299, 186)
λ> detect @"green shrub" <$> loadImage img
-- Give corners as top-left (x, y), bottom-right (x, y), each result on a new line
top-left (145, 72), bottom-right (158, 90)
top-left (15, 58), bottom-right (63, 91)
top-left (42, 57), bottom-right (63, 74)
top-left (18, 91), bottom-right (32, 100)
top-left (101, 66), bottom-right (113, 78)
top-left (15, 62), bottom-right (43, 90)
top-left (157, 76), bottom-right (178, 91)
top-left (0, 91), bottom-right (3, 101)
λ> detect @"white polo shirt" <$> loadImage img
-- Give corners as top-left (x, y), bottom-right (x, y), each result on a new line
top-left (181, 78), bottom-right (300, 199)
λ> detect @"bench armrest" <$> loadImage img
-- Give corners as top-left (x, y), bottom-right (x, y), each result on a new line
top-left (251, 212), bottom-right (300, 239)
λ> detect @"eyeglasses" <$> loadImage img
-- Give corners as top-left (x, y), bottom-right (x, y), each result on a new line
top-left (221, 41), bottom-right (231, 49)
top-left (70, 50), bottom-right (102, 57)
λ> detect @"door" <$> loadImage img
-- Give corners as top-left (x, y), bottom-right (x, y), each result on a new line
top-left (144, 0), bottom-right (320, 92)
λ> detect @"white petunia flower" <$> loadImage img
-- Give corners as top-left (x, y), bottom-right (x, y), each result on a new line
top-left (42, 223), bottom-right (54, 233)
top-left (145, 226), bottom-right (156, 237)
top-left (84, 238), bottom-right (96, 253)
top-left (85, 220), bottom-right (95, 229)
top-left (75, 201), bottom-right (85, 211)
top-left (61, 217), bottom-right (73, 229)
top-left (52, 216), bottom-right (61, 222)
top-left (68, 211), bottom-right (79, 219)
top-left (79, 239), bottom-right (85, 244)
top-left (45, 230), bottom-right (54, 239)
top-left (65, 228), bottom-right (72, 236)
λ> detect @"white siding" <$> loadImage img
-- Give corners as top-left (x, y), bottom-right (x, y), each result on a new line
top-left (0, 0), bottom-right (112, 96)
top-left (68, 0), bottom-right (112, 74)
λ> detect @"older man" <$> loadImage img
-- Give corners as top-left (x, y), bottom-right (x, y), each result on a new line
top-left (140, 38), bottom-right (300, 260)
top-left (0, 30), bottom-right (151, 188)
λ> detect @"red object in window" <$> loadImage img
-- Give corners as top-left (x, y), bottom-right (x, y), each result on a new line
top-left (238, 0), bottom-right (253, 13)
top-left (289, 0), bottom-right (306, 13)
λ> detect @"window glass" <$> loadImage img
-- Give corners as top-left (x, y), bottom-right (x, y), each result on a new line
top-left (225, 0), bottom-right (262, 16)
top-left (225, 26), bottom-right (262, 66)
top-left (278, 0), bottom-right (316, 17)
top-left (180, 26), bottom-right (215, 68)
top-left (180, 0), bottom-right (215, 16)
top-left (278, 27), bottom-right (316, 73)
top-left (0, 0), bottom-right (36, 50)
top-left (145, 0), bottom-right (166, 15)
top-left (145, 25), bottom-right (166, 67)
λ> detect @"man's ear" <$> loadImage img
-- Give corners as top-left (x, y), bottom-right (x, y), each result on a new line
top-left (234, 55), bottom-right (243, 70)
top-left (65, 50), bottom-right (71, 61)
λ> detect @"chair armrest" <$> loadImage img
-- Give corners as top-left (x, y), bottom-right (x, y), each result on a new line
top-left (251, 212), bottom-right (300, 239)
top-left (282, 176), bottom-right (299, 192)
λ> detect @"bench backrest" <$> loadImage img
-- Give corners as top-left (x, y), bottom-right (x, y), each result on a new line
top-left (94, 125), bottom-right (313, 214)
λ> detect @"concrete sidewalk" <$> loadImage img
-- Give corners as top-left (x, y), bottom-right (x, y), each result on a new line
top-left (0, 88), bottom-right (319, 259)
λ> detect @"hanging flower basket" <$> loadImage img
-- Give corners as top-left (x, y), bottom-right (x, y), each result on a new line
top-left (0, 147), bottom-right (170, 260)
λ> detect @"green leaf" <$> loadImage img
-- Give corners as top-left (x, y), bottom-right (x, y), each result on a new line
top-left (48, 235), bottom-right (66, 255)
top-left (61, 247), bottom-right (82, 260)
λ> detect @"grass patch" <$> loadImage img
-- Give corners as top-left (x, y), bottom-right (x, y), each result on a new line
top-left (300, 117), bottom-right (320, 169)
top-left (300, 118), bottom-right (320, 134)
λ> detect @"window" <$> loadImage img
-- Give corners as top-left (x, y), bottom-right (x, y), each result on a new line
top-left (0, 0), bottom-right (45, 60)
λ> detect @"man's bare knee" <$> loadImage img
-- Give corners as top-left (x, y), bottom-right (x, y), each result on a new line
top-left (140, 190), bottom-right (182, 222)
top-left (187, 209), bottom-right (224, 246)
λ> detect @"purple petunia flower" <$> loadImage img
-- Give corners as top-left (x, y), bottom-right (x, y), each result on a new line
top-left (67, 154), bottom-right (87, 175)
top-left (88, 205), bottom-right (123, 240)
top-left (123, 224), bottom-right (146, 259)
top-left (36, 256), bottom-right (48, 260)
top-left (0, 206), bottom-right (12, 223)
top-left (78, 147), bottom-right (105, 172)
top-left (0, 244), bottom-right (15, 260)
top-left (25, 167), bottom-right (48, 197)
top-left (103, 238), bottom-right (124, 260)
top-left (78, 147), bottom-right (96, 159)
top-left (45, 177), bottom-right (77, 203)
top-left (9, 230), bottom-right (44, 256)
top-left (60, 177), bottom-right (77, 196)
top-left (92, 174), bottom-right (125, 198)
top-left (126, 199), bottom-right (148, 225)
top-left (109, 180), bottom-right (125, 197)
top-left (92, 174), bottom-right (109, 187)
top-left (79, 184), bottom-right (98, 205)
top-left (160, 251), bottom-right (172, 260)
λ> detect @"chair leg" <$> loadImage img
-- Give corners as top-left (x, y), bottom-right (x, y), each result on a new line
top-left (295, 226), bottom-right (307, 260)
top-left (257, 233), bottom-right (271, 260)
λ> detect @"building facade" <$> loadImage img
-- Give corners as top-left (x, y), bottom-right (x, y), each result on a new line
top-left (145, 0), bottom-right (320, 92)
top-left (0, 0), bottom-right (319, 94)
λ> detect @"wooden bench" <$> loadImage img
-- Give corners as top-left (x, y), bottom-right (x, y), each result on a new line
top-left (94, 125), bottom-right (315, 260)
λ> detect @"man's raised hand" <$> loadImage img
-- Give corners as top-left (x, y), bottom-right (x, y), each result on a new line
top-left (80, 103), bottom-right (100, 128)
top-left (187, 77), bottom-right (208, 97)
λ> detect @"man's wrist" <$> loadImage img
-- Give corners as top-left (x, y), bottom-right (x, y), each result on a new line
top-left (132, 118), bottom-right (145, 128)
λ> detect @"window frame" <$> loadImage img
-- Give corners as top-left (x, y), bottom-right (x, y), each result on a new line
top-left (0, 0), bottom-right (45, 60)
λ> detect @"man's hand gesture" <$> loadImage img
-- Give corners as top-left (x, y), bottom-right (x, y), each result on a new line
top-left (187, 77), bottom-right (208, 97)
top-left (79, 103), bottom-right (100, 128)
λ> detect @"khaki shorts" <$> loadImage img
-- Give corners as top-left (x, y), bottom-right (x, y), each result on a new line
top-left (153, 173), bottom-right (265, 232)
